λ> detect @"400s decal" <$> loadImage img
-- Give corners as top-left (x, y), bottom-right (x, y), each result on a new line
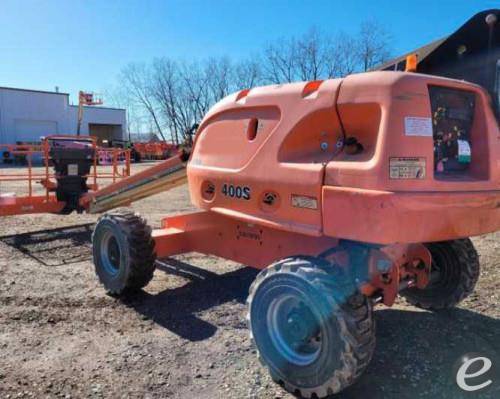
top-left (221, 183), bottom-right (251, 200)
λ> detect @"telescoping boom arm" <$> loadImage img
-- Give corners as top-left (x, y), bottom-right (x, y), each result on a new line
top-left (81, 154), bottom-right (188, 214)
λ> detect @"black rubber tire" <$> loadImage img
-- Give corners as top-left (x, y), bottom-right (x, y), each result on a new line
top-left (92, 208), bottom-right (156, 295)
top-left (247, 256), bottom-right (375, 398)
top-left (401, 238), bottom-right (480, 310)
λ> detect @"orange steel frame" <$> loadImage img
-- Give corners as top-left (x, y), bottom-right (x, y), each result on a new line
top-left (153, 210), bottom-right (338, 268)
top-left (0, 135), bottom-right (131, 216)
top-left (151, 210), bottom-right (431, 307)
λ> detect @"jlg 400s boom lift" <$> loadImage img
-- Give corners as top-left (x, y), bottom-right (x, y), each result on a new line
top-left (92, 70), bottom-right (500, 397)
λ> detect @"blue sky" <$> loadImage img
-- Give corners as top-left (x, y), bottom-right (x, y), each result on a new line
top-left (0, 0), bottom-right (498, 103)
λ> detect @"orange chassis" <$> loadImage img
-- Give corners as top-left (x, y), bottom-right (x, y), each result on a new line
top-left (152, 210), bottom-right (431, 306)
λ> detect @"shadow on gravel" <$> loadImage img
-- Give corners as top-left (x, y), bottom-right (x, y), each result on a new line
top-left (124, 258), bottom-right (500, 398)
top-left (339, 308), bottom-right (500, 399)
top-left (112, 256), bottom-right (500, 398)
top-left (0, 223), bottom-right (93, 266)
top-left (122, 258), bottom-right (259, 342)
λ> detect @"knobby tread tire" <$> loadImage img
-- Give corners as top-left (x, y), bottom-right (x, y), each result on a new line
top-left (92, 208), bottom-right (156, 295)
top-left (247, 256), bottom-right (375, 398)
top-left (402, 238), bottom-right (480, 310)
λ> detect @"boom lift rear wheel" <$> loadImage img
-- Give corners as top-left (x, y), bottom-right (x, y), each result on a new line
top-left (92, 209), bottom-right (156, 295)
top-left (401, 238), bottom-right (480, 310)
top-left (247, 256), bottom-right (375, 398)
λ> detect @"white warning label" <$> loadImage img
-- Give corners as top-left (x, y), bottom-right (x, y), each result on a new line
top-left (291, 195), bottom-right (318, 210)
top-left (67, 164), bottom-right (79, 176)
top-left (404, 116), bottom-right (433, 137)
top-left (389, 157), bottom-right (426, 179)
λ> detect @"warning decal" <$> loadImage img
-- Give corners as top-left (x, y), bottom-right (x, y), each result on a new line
top-left (404, 116), bottom-right (433, 137)
top-left (67, 164), bottom-right (79, 176)
top-left (389, 157), bottom-right (426, 179)
top-left (291, 195), bottom-right (318, 210)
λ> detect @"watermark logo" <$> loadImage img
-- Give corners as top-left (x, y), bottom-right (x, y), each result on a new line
top-left (454, 353), bottom-right (498, 394)
top-left (456, 355), bottom-right (493, 392)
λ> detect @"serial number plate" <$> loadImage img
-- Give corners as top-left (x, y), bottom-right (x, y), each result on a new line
top-left (389, 157), bottom-right (426, 179)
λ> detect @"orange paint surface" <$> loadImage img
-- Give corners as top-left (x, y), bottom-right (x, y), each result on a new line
top-left (185, 71), bottom-right (500, 245)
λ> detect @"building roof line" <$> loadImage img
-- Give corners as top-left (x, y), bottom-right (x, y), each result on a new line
top-left (68, 104), bottom-right (126, 111)
top-left (0, 86), bottom-right (69, 96)
top-left (0, 86), bottom-right (125, 111)
top-left (375, 37), bottom-right (448, 71)
top-left (375, 8), bottom-right (499, 71)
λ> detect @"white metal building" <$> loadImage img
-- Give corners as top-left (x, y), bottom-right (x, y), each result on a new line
top-left (0, 86), bottom-right (126, 144)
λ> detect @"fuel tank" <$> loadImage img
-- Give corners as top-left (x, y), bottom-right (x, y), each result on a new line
top-left (187, 71), bottom-right (500, 243)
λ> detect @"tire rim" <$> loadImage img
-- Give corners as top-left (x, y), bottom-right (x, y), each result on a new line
top-left (100, 229), bottom-right (121, 276)
top-left (267, 294), bottom-right (322, 366)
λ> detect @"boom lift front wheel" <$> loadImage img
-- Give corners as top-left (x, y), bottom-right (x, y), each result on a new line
top-left (247, 256), bottom-right (376, 398)
top-left (92, 209), bottom-right (156, 295)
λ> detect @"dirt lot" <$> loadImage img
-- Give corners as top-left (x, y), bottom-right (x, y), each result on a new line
top-left (0, 162), bottom-right (499, 398)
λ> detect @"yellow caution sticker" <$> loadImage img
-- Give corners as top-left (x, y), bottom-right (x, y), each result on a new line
top-left (389, 157), bottom-right (426, 179)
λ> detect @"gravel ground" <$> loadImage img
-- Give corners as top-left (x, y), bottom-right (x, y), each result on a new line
top-left (0, 162), bottom-right (499, 398)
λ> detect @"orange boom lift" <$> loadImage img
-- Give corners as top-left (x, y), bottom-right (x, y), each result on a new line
top-left (1, 73), bottom-right (497, 397)
top-left (0, 136), bottom-right (132, 216)
top-left (89, 70), bottom-right (500, 397)
top-left (0, 136), bottom-right (187, 217)
top-left (3, 10), bottom-right (499, 396)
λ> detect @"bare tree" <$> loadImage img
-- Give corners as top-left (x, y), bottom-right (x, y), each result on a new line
top-left (262, 21), bottom-right (391, 81)
top-left (357, 20), bottom-right (391, 71)
top-left (179, 61), bottom-right (211, 123)
top-left (114, 19), bottom-right (392, 143)
top-left (119, 63), bottom-right (167, 141)
top-left (151, 58), bottom-right (182, 144)
top-left (324, 32), bottom-right (360, 78)
top-left (295, 29), bottom-right (325, 80)
top-left (233, 57), bottom-right (263, 89)
top-left (263, 38), bottom-right (298, 83)
top-left (205, 57), bottom-right (233, 102)
top-left (150, 58), bottom-right (214, 144)
top-left (175, 61), bottom-right (213, 143)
